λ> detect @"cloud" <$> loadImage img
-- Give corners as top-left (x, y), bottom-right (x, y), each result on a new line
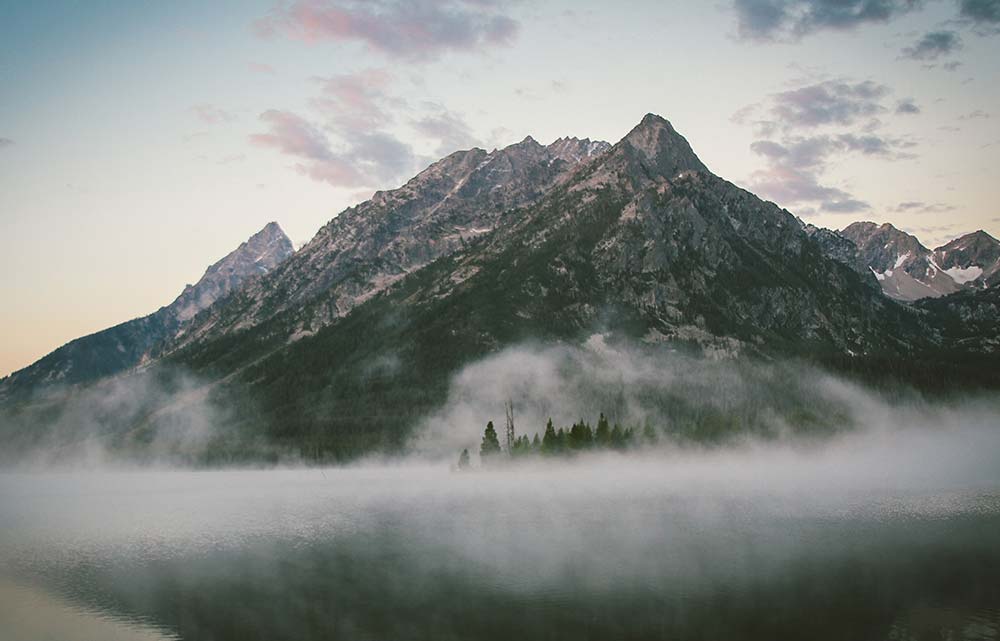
top-left (749, 165), bottom-right (868, 212)
top-left (250, 109), bottom-right (417, 188)
top-left (312, 69), bottom-right (399, 130)
top-left (747, 133), bottom-right (913, 213)
top-left (0, 138), bottom-right (13, 148)
top-left (254, 0), bottom-right (520, 61)
top-left (958, 0), bottom-right (1000, 27)
top-left (768, 80), bottom-right (889, 130)
top-left (732, 0), bottom-right (923, 41)
top-left (895, 98), bottom-right (920, 114)
top-left (192, 104), bottom-right (236, 125)
top-left (959, 109), bottom-right (991, 119)
top-left (412, 109), bottom-right (481, 156)
top-left (738, 79), bottom-right (918, 215)
top-left (900, 30), bottom-right (962, 60)
top-left (891, 201), bottom-right (956, 213)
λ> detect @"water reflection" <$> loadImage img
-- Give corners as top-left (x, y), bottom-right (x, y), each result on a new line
top-left (1, 461), bottom-right (999, 641)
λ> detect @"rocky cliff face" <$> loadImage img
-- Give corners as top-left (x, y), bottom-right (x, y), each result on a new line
top-left (839, 222), bottom-right (999, 301)
top-left (0, 222), bottom-right (293, 397)
top-left (166, 136), bottom-right (611, 350)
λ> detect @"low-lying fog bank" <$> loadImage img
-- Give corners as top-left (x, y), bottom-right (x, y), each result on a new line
top-left (2, 336), bottom-right (999, 471)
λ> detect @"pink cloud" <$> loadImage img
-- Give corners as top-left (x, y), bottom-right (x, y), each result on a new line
top-left (254, 0), bottom-right (519, 61)
top-left (250, 109), bottom-right (416, 188)
top-left (312, 69), bottom-right (397, 130)
top-left (192, 104), bottom-right (236, 125)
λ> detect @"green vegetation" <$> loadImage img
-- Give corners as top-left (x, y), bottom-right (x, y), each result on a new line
top-left (458, 412), bottom-right (657, 468)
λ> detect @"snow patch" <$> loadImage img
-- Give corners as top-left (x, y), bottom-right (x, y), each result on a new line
top-left (944, 265), bottom-right (983, 284)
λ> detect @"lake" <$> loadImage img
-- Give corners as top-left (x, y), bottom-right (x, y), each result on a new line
top-left (2, 442), bottom-right (999, 641)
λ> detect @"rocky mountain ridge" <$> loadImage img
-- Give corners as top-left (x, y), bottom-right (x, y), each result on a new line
top-left (2, 113), bottom-right (998, 463)
top-left (164, 135), bottom-right (612, 351)
top-left (832, 222), bottom-right (999, 301)
top-left (0, 222), bottom-right (293, 396)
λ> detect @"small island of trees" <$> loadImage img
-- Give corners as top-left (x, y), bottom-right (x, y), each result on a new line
top-left (457, 402), bottom-right (657, 469)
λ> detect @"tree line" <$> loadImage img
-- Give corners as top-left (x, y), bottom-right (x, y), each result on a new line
top-left (457, 412), bottom-right (657, 469)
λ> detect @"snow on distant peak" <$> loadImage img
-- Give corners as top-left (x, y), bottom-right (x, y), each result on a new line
top-left (944, 265), bottom-right (983, 284)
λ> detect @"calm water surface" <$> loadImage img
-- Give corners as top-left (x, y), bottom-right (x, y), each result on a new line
top-left (1, 459), bottom-right (999, 641)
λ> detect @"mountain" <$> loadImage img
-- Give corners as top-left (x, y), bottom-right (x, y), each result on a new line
top-left (932, 230), bottom-right (1000, 289)
top-left (165, 136), bottom-right (611, 351)
top-left (4, 114), bottom-right (997, 463)
top-left (152, 114), bottom-right (950, 459)
top-left (839, 223), bottom-right (999, 301)
top-left (0, 222), bottom-right (293, 397)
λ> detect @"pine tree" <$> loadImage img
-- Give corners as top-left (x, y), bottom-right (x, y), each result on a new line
top-left (457, 448), bottom-right (471, 470)
top-left (569, 420), bottom-right (594, 450)
top-left (480, 421), bottom-right (502, 464)
top-left (532, 433), bottom-right (541, 450)
top-left (595, 413), bottom-right (611, 447)
top-left (541, 418), bottom-right (557, 455)
top-left (610, 423), bottom-right (626, 450)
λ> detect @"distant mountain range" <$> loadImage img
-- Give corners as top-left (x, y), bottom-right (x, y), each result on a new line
top-left (839, 222), bottom-right (999, 301)
top-left (1, 114), bottom-right (997, 461)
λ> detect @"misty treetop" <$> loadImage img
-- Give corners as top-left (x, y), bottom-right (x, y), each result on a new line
top-left (461, 412), bottom-right (658, 468)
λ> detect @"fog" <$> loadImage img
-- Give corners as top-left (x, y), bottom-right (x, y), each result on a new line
top-left (413, 335), bottom-right (1000, 467)
top-left (0, 366), bottom-right (237, 468)
top-left (2, 337), bottom-right (1000, 640)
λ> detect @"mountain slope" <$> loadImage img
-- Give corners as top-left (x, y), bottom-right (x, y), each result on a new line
top-left (840, 222), bottom-right (959, 301)
top-left (933, 230), bottom-right (1000, 289)
top-left (0, 222), bottom-right (293, 397)
top-left (160, 114), bottom-right (939, 458)
top-left (839, 223), bottom-right (999, 301)
top-left (167, 137), bottom-right (611, 351)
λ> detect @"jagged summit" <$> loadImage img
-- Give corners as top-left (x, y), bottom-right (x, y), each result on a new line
top-left (835, 221), bottom-right (1000, 300)
top-left (171, 221), bottom-right (294, 322)
top-left (616, 112), bottom-right (710, 176)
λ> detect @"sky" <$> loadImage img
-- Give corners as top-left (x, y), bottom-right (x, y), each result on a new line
top-left (1, 0), bottom-right (998, 377)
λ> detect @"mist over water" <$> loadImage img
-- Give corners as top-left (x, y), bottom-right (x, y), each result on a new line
top-left (3, 422), bottom-right (1000, 640)
top-left (2, 340), bottom-right (1000, 639)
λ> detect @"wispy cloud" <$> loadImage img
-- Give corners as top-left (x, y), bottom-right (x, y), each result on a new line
top-left (192, 104), bottom-right (237, 125)
top-left (900, 30), bottom-right (962, 61)
top-left (767, 80), bottom-right (889, 130)
top-left (250, 109), bottom-right (417, 188)
top-left (412, 108), bottom-right (481, 156)
top-left (958, 0), bottom-right (1000, 31)
top-left (891, 201), bottom-right (956, 213)
top-left (254, 0), bottom-right (520, 61)
top-left (0, 137), bottom-right (13, 148)
top-left (311, 68), bottom-right (399, 130)
top-left (737, 79), bottom-right (917, 214)
top-left (895, 98), bottom-right (920, 114)
top-left (732, 0), bottom-right (923, 41)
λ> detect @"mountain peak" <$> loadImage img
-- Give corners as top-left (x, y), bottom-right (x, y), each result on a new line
top-left (618, 113), bottom-right (709, 176)
top-left (170, 223), bottom-right (294, 322)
